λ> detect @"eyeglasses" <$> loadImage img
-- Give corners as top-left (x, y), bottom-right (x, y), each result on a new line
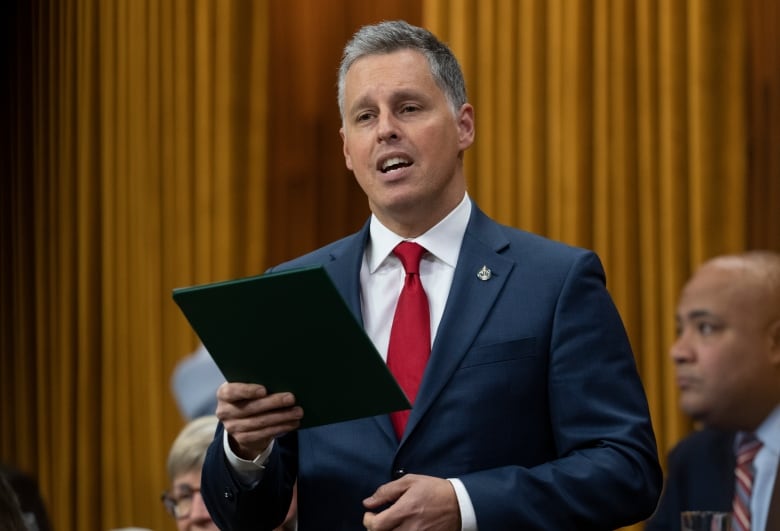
top-left (161, 485), bottom-right (201, 520)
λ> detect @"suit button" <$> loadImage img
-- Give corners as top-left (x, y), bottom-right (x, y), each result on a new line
top-left (392, 469), bottom-right (406, 479)
top-left (224, 489), bottom-right (234, 501)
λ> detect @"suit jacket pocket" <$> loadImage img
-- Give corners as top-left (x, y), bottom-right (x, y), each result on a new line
top-left (459, 337), bottom-right (537, 369)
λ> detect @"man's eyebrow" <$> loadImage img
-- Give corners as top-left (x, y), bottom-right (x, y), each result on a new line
top-left (683, 309), bottom-right (718, 320)
top-left (347, 89), bottom-right (429, 116)
top-left (347, 95), bottom-right (373, 116)
top-left (390, 88), bottom-right (427, 102)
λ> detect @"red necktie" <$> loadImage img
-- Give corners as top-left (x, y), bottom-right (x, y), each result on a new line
top-left (733, 433), bottom-right (763, 531)
top-left (386, 242), bottom-right (430, 440)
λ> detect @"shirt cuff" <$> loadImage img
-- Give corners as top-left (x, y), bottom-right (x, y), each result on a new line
top-left (448, 478), bottom-right (477, 531)
top-left (222, 429), bottom-right (273, 486)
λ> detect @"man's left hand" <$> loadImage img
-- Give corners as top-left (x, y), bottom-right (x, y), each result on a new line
top-left (362, 474), bottom-right (461, 531)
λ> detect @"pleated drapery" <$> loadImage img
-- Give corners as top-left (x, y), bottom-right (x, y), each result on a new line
top-left (2, 1), bottom-right (270, 529)
top-left (424, 0), bottom-right (749, 461)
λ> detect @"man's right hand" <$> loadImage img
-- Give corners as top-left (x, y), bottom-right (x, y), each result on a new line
top-left (215, 382), bottom-right (304, 460)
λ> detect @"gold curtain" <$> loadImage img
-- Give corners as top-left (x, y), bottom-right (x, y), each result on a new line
top-left (2, 1), bottom-right (778, 530)
top-left (746, 0), bottom-right (780, 250)
top-left (1, 0), bottom-right (269, 529)
top-left (424, 0), bottom-right (746, 468)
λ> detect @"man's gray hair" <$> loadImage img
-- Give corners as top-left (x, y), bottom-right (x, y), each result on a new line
top-left (337, 20), bottom-right (467, 119)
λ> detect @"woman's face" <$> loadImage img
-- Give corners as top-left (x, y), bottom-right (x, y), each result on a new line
top-left (167, 469), bottom-right (218, 531)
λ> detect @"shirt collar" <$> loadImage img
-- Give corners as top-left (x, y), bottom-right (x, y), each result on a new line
top-left (754, 403), bottom-right (780, 455)
top-left (366, 192), bottom-right (472, 273)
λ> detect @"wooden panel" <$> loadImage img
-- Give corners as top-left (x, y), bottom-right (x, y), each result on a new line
top-left (267, 0), bottom-right (422, 266)
top-left (746, 0), bottom-right (780, 251)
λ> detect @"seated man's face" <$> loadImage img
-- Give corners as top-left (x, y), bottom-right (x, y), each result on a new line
top-left (165, 469), bottom-right (218, 531)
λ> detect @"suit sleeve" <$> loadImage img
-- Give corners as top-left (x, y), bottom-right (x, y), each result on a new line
top-left (645, 445), bottom-right (684, 531)
top-left (461, 251), bottom-right (663, 529)
top-left (200, 423), bottom-right (297, 531)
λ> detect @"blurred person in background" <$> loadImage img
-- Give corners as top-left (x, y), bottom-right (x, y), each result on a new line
top-left (0, 464), bottom-right (52, 531)
top-left (0, 471), bottom-right (27, 531)
top-left (163, 415), bottom-right (222, 530)
top-left (171, 344), bottom-right (224, 421)
top-left (163, 414), bottom-right (297, 531)
top-left (646, 251), bottom-right (780, 531)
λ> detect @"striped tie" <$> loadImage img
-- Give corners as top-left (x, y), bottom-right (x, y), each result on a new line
top-left (732, 433), bottom-right (763, 531)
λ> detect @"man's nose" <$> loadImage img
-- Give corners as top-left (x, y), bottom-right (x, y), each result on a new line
top-left (670, 332), bottom-right (693, 363)
top-left (376, 112), bottom-right (400, 143)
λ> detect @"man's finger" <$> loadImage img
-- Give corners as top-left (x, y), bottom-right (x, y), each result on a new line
top-left (363, 476), bottom-right (410, 509)
top-left (216, 381), bottom-right (266, 401)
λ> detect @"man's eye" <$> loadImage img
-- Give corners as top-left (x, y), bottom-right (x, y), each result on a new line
top-left (401, 105), bottom-right (419, 113)
top-left (697, 322), bottom-right (717, 335)
top-left (356, 113), bottom-right (374, 122)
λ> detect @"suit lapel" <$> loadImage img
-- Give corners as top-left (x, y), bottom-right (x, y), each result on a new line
top-left (321, 223), bottom-right (398, 442)
top-left (320, 211), bottom-right (521, 446)
top-left (321, 224), bottom-right (369, 326)
top-left (402, 208), bottom-right (515, 441)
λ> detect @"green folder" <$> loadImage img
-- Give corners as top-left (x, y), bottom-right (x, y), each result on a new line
top-left (172, 265), bottom-right (410, 429)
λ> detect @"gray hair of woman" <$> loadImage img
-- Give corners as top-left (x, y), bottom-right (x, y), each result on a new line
top-left (166, 415), bottom-right (219, 480)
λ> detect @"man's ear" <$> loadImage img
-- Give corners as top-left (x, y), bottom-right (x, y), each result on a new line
top-left (769, 318), bottom-right (780, 364)
top-left (456, 103), bottom-right (475, 151)
top-left (340, 127), bottom-right (353, 171)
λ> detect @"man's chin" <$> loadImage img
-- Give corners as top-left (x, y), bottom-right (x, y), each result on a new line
top-left (679, 397), bottom-right (709, 425)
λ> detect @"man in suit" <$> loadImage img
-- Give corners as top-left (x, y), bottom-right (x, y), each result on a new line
top-left (200, 20), bottom-right (661, 530)
top-left (646, 251), bottom-right (780, 531)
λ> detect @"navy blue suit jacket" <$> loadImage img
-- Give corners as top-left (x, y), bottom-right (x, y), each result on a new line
top-left (645, 429), bottom-right (736, 531)
top-left (202, 204), bottom-right (662, 530)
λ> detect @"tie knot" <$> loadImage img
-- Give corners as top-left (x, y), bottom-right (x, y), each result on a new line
top-left (394, 241), bottom-right (426, 275)
top-left (736, 432), bottom-right (763, 464)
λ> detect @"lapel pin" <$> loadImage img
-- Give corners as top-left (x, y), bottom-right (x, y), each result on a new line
top-left (476, 265), bottom-right (492, 281)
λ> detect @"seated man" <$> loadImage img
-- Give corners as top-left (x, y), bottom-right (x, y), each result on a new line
top-left (646, 251), bottom-right (780, 531)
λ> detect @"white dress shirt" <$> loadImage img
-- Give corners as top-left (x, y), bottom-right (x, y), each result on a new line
top-left (750, 404), bottom-right (780, 531)
top-left (224, 193), bottom-right (478, 530)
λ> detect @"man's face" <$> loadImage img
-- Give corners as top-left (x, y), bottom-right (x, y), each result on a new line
top-left (169, 469), bottom-right (218, 531)
top-left (340, 49), bottom-right (474, 237)
top-left (671, 261), bottom-right (772, 429)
